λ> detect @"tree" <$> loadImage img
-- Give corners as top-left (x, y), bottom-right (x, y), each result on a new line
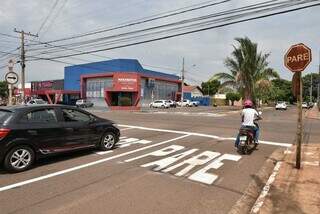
top-left (201, 80), bottom-right (220, 96)
top-left (211, 37), bottom-right (279, 103)
top-left (0, 81), bottom-right (8, 98)
top-left (226, 92), bottom-right (241, 106)
top-left (302, 73), bottom-right (319, 102)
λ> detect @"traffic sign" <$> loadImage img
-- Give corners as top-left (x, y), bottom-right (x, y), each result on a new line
top-left (5, 71), bottom-right (19, 85)
top-left (284, 43), bottom-right (312, 72)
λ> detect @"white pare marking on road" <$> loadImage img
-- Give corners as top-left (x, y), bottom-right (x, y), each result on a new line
top-left (125, 145), bottom-right (185, 163)
top-left (0, 135), bottom-right (190, 192)
top-left (162, 151), bottom-right (221, 176)
top-left (118, 124), bottom-right (292, 148)
top-left (127, 146), bottom-right (242, 185)
top-left (141, 148), bottom-right (199, 171)
top-left (188, 154), bottom-right (241, 184)
top-left (119, 127), bottom-right (135, 131)
top-left (250, 161), bottom-right (282, 214)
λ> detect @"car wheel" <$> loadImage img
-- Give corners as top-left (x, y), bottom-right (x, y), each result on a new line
top-left (99, 132), bottom-right (116, 151)
top-left (4, 145), bottom-right (35, 172)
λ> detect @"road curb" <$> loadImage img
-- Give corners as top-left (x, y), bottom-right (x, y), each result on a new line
top-left (228, 148), bottom-right (285, 214)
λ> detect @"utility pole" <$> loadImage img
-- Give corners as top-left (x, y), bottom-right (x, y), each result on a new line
top-left (14, 29), bottom-right (38, 103)
top-left (310, 73), bottom-right (313, 103)
top-left (318, 50), bottom-right (320, 106)
top-left (181, 58), bottom-right (185, 103)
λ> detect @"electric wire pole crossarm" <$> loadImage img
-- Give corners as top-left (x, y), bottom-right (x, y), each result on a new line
top-left (13, 28), bottom-right (38, 103)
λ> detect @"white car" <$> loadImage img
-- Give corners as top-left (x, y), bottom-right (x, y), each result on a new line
top-left (166, 100), bottom-right (177, 108)
top-left (27, 99), bottom-right (47, 105)
top-left (149, 100), bottom-right (170, 108)
top-left (76, 99), bottom-right (94, 108)
top-left (275, 102), bottom-right (287, 110)
top-left (177, 99), bottom-right (192, 107)
top-left (191, 101), bottom-right (199, 107)
top-left (302, 102), bottom-right (308, 109)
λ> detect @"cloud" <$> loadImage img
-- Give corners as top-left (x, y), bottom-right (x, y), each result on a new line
top-left (0, 0), bottom-right (319, 84)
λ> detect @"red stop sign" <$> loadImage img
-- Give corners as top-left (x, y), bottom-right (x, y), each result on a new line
top-left (284, 43), bottom-right (312, 72)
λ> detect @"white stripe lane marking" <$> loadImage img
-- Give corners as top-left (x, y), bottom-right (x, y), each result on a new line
top-left (118, 124), bottom-right (292, 148)
top-left (95, 151), bottom-right (113, 155)
top-left (250, 161), bottom-right (282, 214)
top-left (119, 127), bottom-right (135, 131)
top-left (0, 134), bottom-right (190, 192)
top-left (119, 136), bottom-right (127, 139)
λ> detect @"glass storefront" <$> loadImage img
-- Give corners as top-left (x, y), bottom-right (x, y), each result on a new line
top-left (86, 77), bottom-right (112, 107)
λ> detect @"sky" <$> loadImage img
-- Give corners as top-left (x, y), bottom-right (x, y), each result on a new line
top-left (0, 0), bottom-right (319, 85)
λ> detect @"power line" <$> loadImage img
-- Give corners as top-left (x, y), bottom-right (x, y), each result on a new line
top-left (25, 0), bottom-right (300, 54)
top-left (41, 0), bottom-right (69, 37)
top-left (25, 0), bottom-right (285, 54)
top-left (27, 0), bottom-right (320, 61)
top-left (37, 0), bottom-right (60, 35)
top-left (29, 0), bottom-right (231, 45)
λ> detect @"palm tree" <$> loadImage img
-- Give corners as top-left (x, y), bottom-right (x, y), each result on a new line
top-left (211, 37), bottom-right (279, 103)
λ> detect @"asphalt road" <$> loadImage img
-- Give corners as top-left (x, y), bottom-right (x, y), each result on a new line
top-left (0, 107), bottom-right (319, 214)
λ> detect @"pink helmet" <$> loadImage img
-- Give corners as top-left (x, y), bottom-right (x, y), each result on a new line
top-left (244, 99), bottom-right (253, 108)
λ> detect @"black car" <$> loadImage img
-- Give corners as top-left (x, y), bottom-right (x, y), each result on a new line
top-left (0, 105), bottom-right (120, 172)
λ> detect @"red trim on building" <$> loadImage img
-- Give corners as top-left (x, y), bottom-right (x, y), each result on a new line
top-left (80, 71), bottom-right (181, 110)
top-left (31, 90), bottom-right (80, 104)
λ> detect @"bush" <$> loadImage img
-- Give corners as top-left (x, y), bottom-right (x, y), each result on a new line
top-left (226, 92), bottom-right (241, 106)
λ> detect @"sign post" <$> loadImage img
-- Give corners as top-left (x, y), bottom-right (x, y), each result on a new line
top-left (284, 43), bottom-right (312, 169)
top-left (6, 60), bottom-right (19, 106)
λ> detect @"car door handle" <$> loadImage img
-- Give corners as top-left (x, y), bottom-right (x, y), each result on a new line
top-left (27, 130), bottom-right (38, 135)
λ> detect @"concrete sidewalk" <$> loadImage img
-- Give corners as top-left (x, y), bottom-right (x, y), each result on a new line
top-left (256, 144), bottom-right (320, 214)
top-left (306, 106), bottom-right (320, 120)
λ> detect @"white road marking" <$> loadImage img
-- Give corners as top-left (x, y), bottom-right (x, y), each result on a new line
top-left (250, 161), bottom-right (282, 214)
top-left (119, 127), bottom-right (135, 131)
top-left (119, 136), bottom-right (127, 139)
top-left (95, 151), bottom-right (113, 155)
top-left (188, 154), bottom-right (241, 185)
top-left (162, 151), bottom-right (221, 177)
top-left (0, 134), bottom-right (190, 192)
top-left (118, 124), bottom-right (292, 148)
top-left (125, 145), bottom-right (185, 163)
top-left (141, 148), bottom-right (198, 171)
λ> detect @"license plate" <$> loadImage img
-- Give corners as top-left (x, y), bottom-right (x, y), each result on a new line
top-left (240, 136), bottom-right (247, 141)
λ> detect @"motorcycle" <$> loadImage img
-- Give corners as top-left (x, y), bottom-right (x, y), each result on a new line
top-left (237, 111), bottom-right (262, 154)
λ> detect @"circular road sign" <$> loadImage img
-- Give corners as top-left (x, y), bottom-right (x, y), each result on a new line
top-left (5, 71), bottom-right (19, 85)
top-left (284, 43), bottom-right (312, 72)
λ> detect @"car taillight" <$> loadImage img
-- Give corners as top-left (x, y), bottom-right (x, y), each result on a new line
top-left (0, 128), bottom-right (10, 139)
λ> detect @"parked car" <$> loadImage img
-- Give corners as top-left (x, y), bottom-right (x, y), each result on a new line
top-left (0, 105), bottom-right (120, 172)
top-left (177, 99), bottom-right (192, 107)
top-left (308, 102), bottom-right (314, 109)
top-left (166, 100), bottom-right (177, 108)
top-left (149, 100), bottom-right (170, 108)
top-left (191, 101), bottom-right (200, 107)
top-left (76, 99), bottom-right (94, 108)
top-left (275, 101), bottom-right (287, 110)
top-left (302, 102), bottom-right (309, 109)
top-left (26, 99), bottom-right (47, 105)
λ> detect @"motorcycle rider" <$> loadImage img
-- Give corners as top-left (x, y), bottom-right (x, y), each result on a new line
top-left (235, 99), bottom-right (261, 147)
